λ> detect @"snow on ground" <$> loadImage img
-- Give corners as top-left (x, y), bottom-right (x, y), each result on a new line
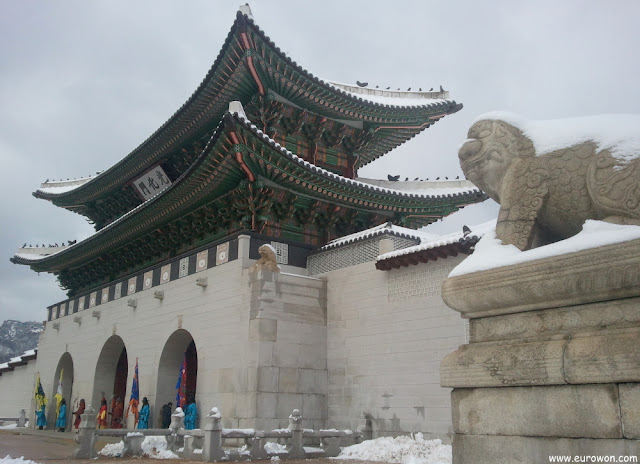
top-left (450, 220), bottom-right (640, 277)
top-left (98, 441), bottom-right (124, 457)
top-left (98, 435), bottom-right (178, 459)
top-left (473, 112), bottom-right (640, 162)
top-left (0, 424), bottom-right (17, 430)
top-left (336, 433), bottom-right (451, 464)
top-left (0, 457), bottom-right (42, 464)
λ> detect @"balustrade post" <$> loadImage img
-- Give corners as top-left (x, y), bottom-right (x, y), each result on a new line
top-left (72, 406), bottom-right (97, 459)
top-left (123, 433), bottom-right (144, 457)
top-left (17, 409), bottom-right (26, 427)
top-left (167, 407), bottom-right (185, 452)
top-left (203, 407), bottom-right (224, 462)
top-left (248, 432), bottom-right (267, 460)
top-left (361, 412), bottom-right (373, 441)
top-left (321, 436), bottom-right (341, 457)
top-left (287, 409), bottom-right (305, 459)
top-left (183, 434), bottom-right (195, 459)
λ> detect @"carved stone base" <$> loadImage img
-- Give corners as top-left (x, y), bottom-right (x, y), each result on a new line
top-left (441, 239), bottom-right (640, 463)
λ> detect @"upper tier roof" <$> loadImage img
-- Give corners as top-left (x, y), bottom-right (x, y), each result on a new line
top-left (33, 7), bottom-right (461, 228)
top-left (13, 108), bottom-right (486, 293)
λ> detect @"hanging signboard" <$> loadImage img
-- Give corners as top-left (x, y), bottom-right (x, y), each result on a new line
top-left (132, 165), bottom-right (172, 200)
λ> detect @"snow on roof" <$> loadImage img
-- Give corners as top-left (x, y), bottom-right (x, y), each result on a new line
top-left (378, 220), bottom-right (496, 261)
top-left (450, 220), bottom-right (640, 277)
top-left (357, 177), bottom-right (478, 196)
top-left (14, 245), bottom-right (68, 261)
top-left (35, 176), bottom-right (94, 195)
top-left (327, 81), bottom-right (450, 108)
top-left (234, 109), bottom-right (479, 200)
top-left (23, 349), bottom-right (36, 356)
top-left (474, 112), bottom-right (640, 163)
top-left (0, 363), bottom-right (8, 369)
top-left (318, 222), bottom-right (437, 251)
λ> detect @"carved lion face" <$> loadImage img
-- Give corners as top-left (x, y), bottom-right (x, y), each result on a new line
top-left (458, 120), bottom-right (534, 203)
top-left (258, 244), bottom-right (277, 262)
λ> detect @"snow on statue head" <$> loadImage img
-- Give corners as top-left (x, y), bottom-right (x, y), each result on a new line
top-left (253, 244), bottom-right (280, 273)
top-left (459, 115), bottom-right (640, 251)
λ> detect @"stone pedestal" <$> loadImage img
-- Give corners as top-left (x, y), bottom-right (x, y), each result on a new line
top-left (441, 238), bottom-right (640, 463)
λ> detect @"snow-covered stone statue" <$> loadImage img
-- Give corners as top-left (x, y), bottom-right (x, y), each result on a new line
top-left (253, 244), bottom-right (280, 273)
top-left (459, 114), bottom-right (640, 250)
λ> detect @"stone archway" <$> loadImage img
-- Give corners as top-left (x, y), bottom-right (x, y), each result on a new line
top-left (92, 335), bottom-right (128, 412)
top-left (155, 330), bottom-right (198, 424)
top-left (47, 352), bottom-right (74, 431)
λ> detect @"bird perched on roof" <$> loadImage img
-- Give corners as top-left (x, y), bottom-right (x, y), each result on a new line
top-left (356, 81), bottom-right (368, 87)
top-left (463, 225), bottom-right (471, 237)
top-left (436, 177), bottom-right (440, 180)
top-left (375, 85), bottom-right (379, 88)
top-left (414, 177), bottom-right (419, 181)
top-left (429, 87), bottom-right (433, 92)
top-left (404, 177), bottom-right (408, 181)
top-left (456, 175), bottom-right (460, 179)
top-left (440, 85), bottom-right (444, 92)
top-left (387, 174), bottom-right (400, 181)
top-left (407, 87), bottom-right (411, 91)
top-left (386, 86), bottom-right (390, 90)
top-left (419, 88), bottom-right (422, 91)
top-left (45, 178), bottom-right (49, 183)
top-left (22, 243), bottom-right (26, 248)
top-left (445, 177), bottom-right (448, 180)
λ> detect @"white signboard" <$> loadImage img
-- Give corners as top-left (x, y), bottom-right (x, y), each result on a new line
top-left (133, 165), bottom-right (172, 200)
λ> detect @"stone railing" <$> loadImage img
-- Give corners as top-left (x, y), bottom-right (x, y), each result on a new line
top-left (73, 406), bottom-right (370, 461)
top-left (0, 409), bottom-right (27, 427)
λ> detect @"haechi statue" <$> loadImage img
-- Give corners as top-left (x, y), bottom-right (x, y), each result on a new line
top-left (459, 117), bottom-right (640, 251)
top-left (253, 244), bottom-right (280, 273)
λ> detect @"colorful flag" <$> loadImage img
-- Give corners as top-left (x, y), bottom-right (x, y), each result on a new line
top-left (34, 373), bottom-right (47, 409)
top-left (126, 358), bottom-right (139, 425)
top-left (54, 369), bottom-right (64, 418)
top-left (175, 355), bottom-right (186, 408)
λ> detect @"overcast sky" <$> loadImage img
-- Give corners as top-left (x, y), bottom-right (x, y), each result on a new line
top-left (1, 0), bottom-right (639, 323)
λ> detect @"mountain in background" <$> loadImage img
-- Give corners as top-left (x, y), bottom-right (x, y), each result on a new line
top-left (0, 320), bottom-right (42, 364)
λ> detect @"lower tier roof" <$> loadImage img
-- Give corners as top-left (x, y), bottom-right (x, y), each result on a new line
top-left (12, 109), bottom-right (487, 294)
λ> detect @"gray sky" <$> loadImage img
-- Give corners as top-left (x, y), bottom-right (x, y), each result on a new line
top-left (1, 0), bottom-right (639, 323)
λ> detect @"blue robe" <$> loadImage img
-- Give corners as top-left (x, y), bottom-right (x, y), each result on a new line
top-left (184, 403), bottom-right (197, 430)
top-left (56, 404), bottom-right (67, 428)
top-left (36, 405), bottom-right (47, 427)
top-left (137, 404), bottom-right (149, 429)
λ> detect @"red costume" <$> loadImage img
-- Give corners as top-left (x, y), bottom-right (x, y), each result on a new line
top-left (97, 400), bottom-right (108, 429)
top-left (73, 400), bottom-right (85, 429)
top-left (111, 399), bottom-right (124, 429)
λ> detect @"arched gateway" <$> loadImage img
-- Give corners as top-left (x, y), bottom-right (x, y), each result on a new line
top-left (48, 352), bottom-right (73, 430)
top-left (155, 330), bottom-right (197, 420)
top-left (92, 336), bottom-right (128, 412)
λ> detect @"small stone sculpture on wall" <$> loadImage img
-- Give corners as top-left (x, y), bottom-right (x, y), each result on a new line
top-left (459, 118), bottom-right (640, 251)
top-left (253, 244), bottom-right (280, 273)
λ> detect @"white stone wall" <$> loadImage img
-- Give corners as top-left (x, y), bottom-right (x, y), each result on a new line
top-left (7, 236), bottom-right (328, 432)
top-left (30, 257), bottom-right (250, 430)
top-left (0, 360), bottom-right (37, 419)
top-left (324, 255), bottom-right (467, 438)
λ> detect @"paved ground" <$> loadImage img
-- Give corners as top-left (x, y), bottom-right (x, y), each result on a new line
top-left (0, 429), bottom-right (384, 464)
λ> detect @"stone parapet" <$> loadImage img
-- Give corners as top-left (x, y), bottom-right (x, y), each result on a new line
top-left (443, 237), bottom-right (640, 319)
top-left (451, 435), bottom-right (640, 464)
top-left (441, 238), bottom-right (640, 462)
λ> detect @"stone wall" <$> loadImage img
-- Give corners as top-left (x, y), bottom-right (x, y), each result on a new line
top-left (0, 359), bottom-right (36, 418)
top-left (324, 252), bottom-right (467, 438)
top-left (441, 238), bottom-right (640, 462)
top-left (15, 235), bottom-right (327, 432)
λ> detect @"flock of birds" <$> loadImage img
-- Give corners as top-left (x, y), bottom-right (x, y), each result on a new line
top-left (387, 174), bottom-right (461, 181)
top-left (22, 240), bottom-right (77, 248)
top-left (44, 172), bottom-right (102, 183)
top-left (355, 81), bottom-right (445, 93)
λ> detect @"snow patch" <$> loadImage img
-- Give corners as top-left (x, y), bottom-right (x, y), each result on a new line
top-left (474, 112), bottom-right (640, 163)
top-left (336, 433), bottom-right (451, 464)
top-left (0, 457), bottom-right (43, 464)
top-left (450, 220), bottom-right (640, 277)
top-left (98, 441), bottom-right (124, 457)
